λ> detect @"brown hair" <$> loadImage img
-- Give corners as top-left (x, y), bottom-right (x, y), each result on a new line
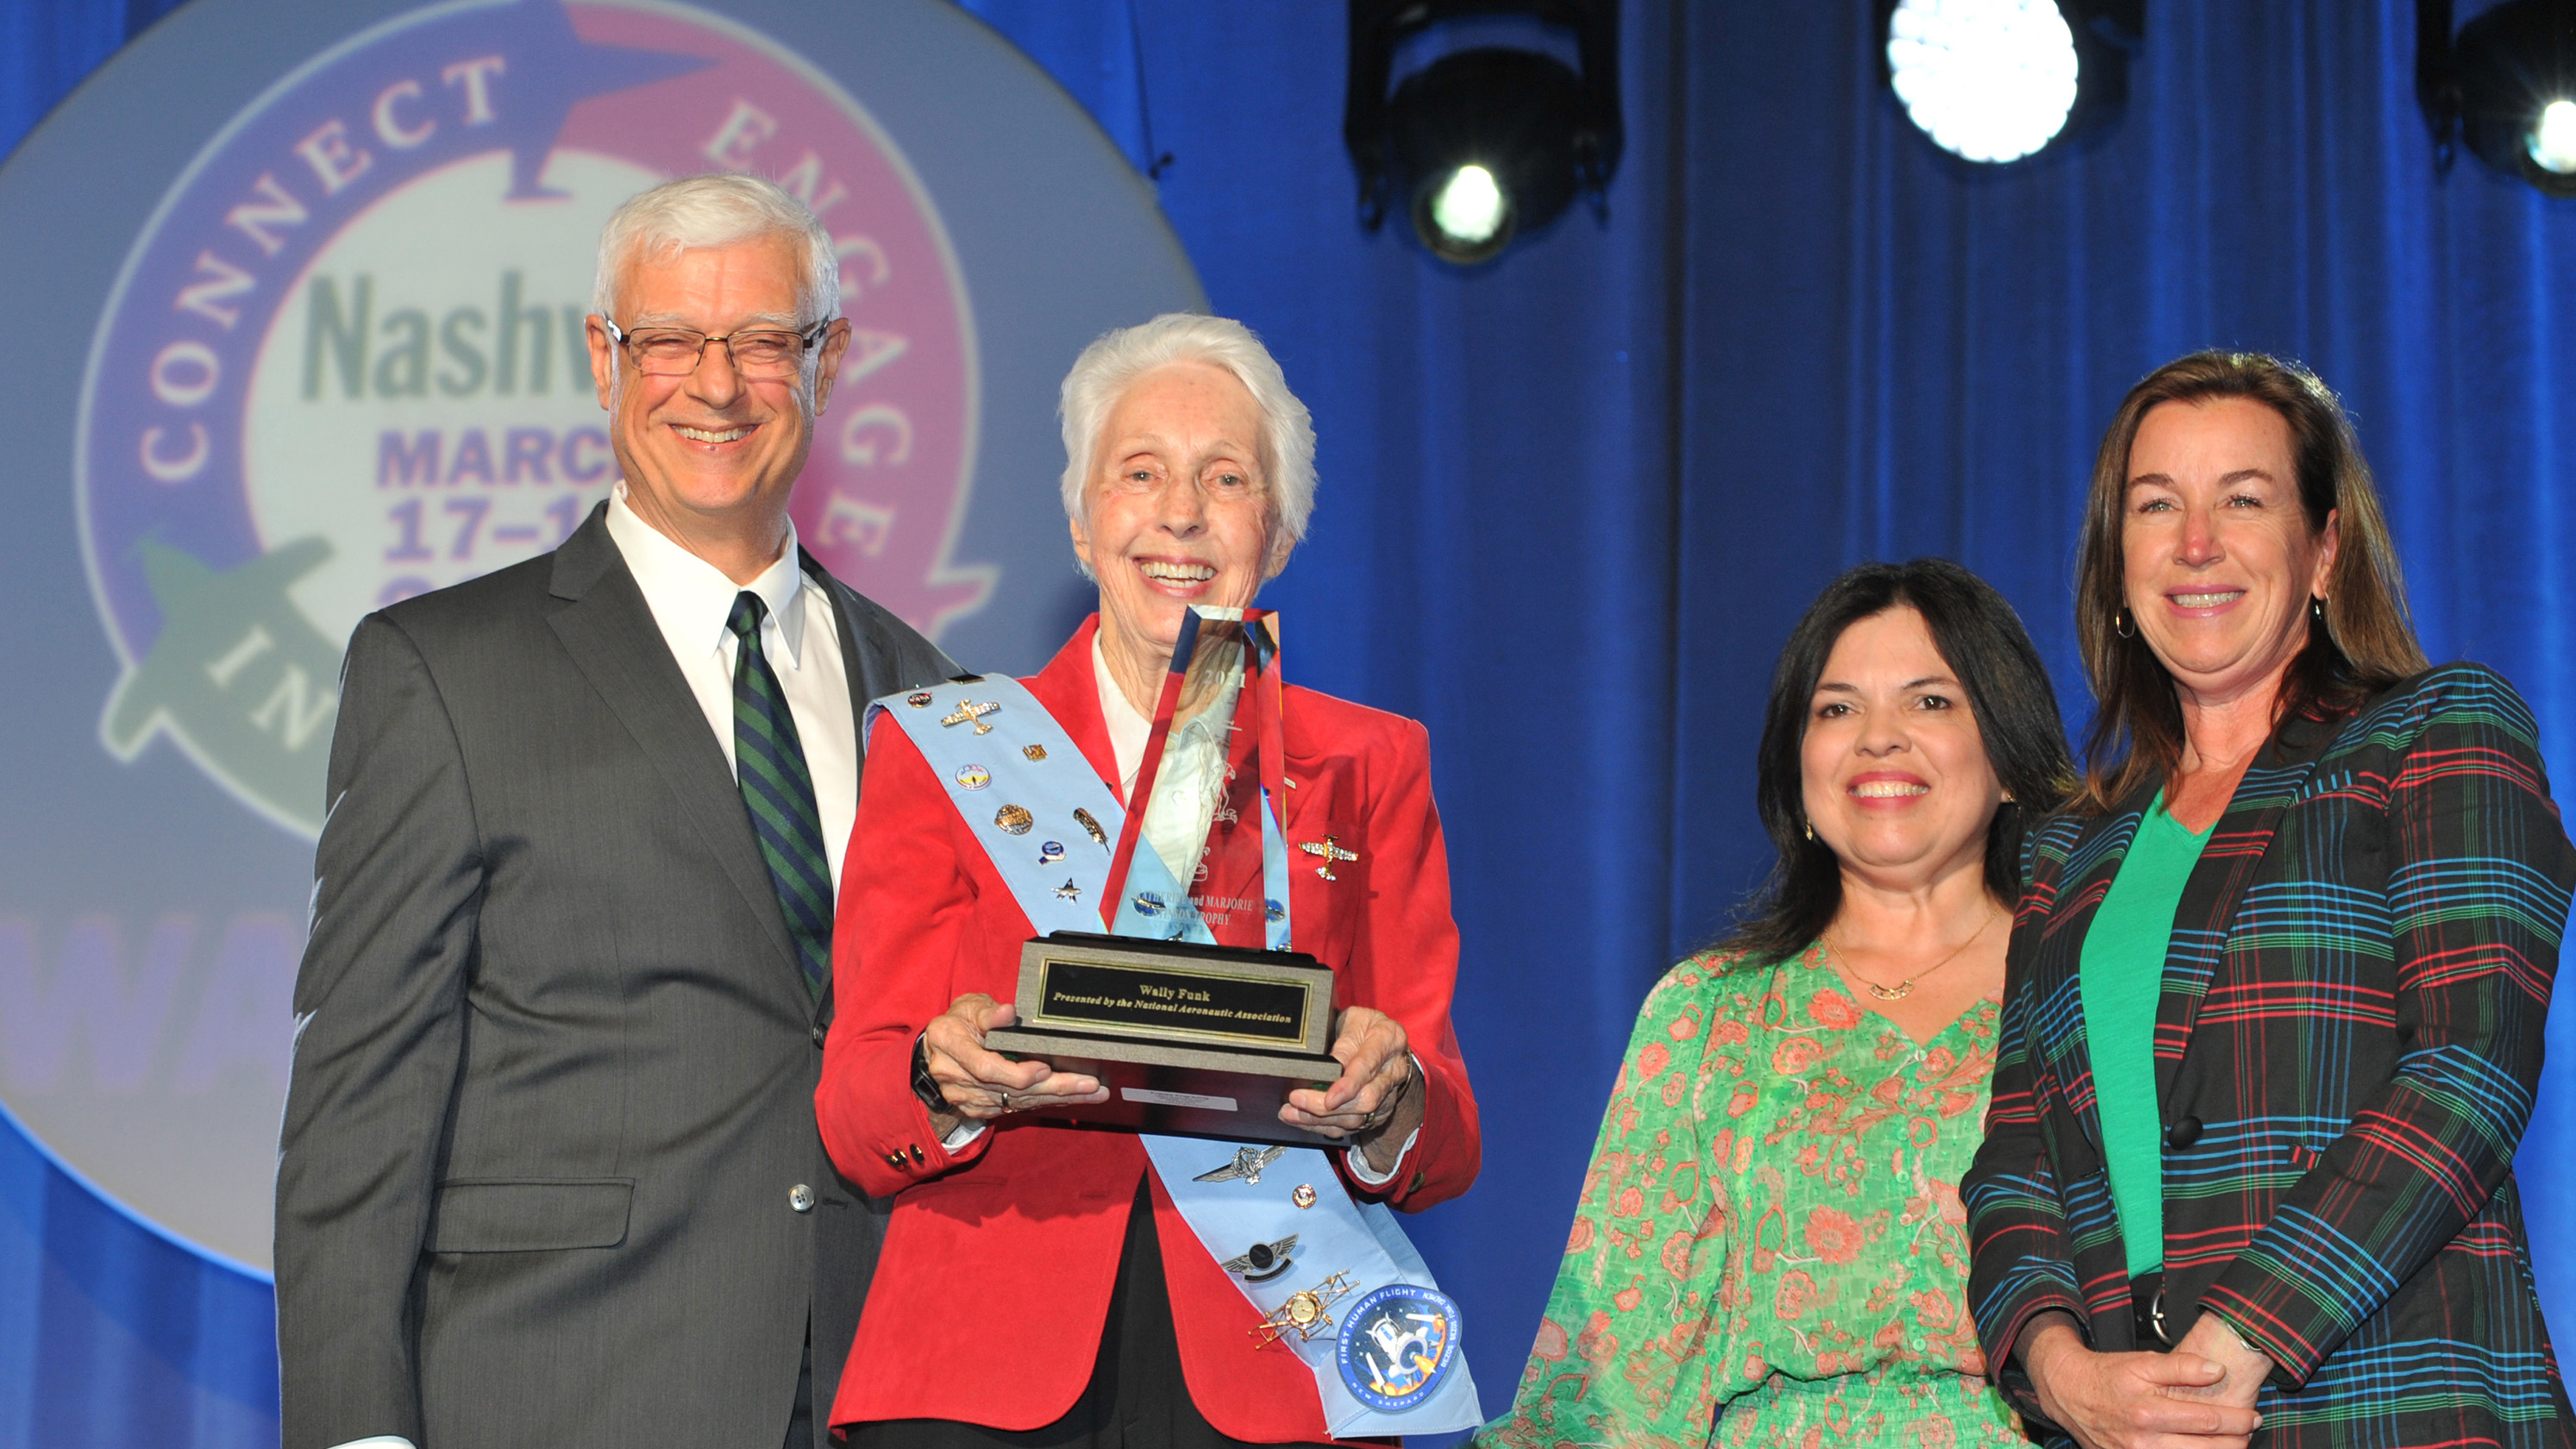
top-left (2072, 352), bottom-right (2428, 813)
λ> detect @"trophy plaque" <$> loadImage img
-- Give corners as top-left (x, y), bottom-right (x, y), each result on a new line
top-left (984, 608), bottom-right (1350, 1145)
top-left (983, 932), bottom-right (1345, 1145)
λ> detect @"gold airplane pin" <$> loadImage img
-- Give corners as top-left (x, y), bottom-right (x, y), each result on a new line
top-left (1250, 1272), bottom-right (1356, 1346)
top-left (941, 699), bottom-right (1000, 735)
top-left (1299, 836), bottom-right (1357, 881)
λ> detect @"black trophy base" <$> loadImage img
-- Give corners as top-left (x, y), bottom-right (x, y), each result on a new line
top-left (982, 1025), bottom-right (1344, 1147)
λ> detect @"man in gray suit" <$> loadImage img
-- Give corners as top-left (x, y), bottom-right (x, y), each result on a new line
top-left (274, 173), bottom-right (952, 1449)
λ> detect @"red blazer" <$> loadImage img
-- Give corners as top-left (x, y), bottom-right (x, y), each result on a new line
top-left (817, 618), bottom-right (1480, 1441)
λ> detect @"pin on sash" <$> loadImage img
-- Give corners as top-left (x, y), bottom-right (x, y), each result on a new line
top-left (942, 699), bottom-right (1000, 734)
top-left (1252, 1271), bottom-right (1356, 1346)
top-left (1194, 1144), bottom-right (1287, 1184)
top-left (1073, 808), bottom-right (1108, 848)
top-left (1221, 1234), bottom-right (1300, 1283)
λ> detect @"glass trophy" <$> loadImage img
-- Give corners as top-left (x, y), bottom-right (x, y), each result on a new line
top-left (983, 609), bottom-right (1345, 1145)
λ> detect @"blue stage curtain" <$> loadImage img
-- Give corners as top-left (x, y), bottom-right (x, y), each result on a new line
top-left (7, 3), bottom-right (2576, 1446)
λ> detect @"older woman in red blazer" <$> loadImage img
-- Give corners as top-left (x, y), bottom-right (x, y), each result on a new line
top-left (815, 313), bottom-right (1479, 1446)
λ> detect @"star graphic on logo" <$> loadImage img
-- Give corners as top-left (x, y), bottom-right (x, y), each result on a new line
top-left (474, 0), bottom-right (714, 200)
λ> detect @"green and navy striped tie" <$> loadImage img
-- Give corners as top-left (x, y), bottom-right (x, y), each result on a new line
top-left (727, 591), bottom-right (832, 1001)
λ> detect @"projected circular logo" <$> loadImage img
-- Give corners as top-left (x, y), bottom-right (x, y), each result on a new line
top-left (80, 0), bottom-right (983, 837)
top-left (3, 0), bottom-right (1199, 1275)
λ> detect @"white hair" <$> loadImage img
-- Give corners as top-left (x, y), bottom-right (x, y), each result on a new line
top-left (1057, 313), bottom-right (1318, 568)
top-left (592, 172), bottom-right (839, 324)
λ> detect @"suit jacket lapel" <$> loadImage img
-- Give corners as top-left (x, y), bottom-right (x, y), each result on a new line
top-left (2028, 790), bottom-right (2152, 1151)
top-left (812, 561), bottom-right (879, 1025)
top-left (547, 506), bottom-right (804, 990)
top-left (2153, 709), bottom-right (2341, 1101)
top-left (805, 549), bottom-right (878, 748)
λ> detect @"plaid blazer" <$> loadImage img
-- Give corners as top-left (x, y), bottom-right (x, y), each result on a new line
top-left (1964, 663), bottom-right (2576, 1448)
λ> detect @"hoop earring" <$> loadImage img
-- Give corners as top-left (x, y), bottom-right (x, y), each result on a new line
top-left (2113, 607), bottom-right (2136, 640)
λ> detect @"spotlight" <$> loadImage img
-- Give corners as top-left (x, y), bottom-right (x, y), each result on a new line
top-left (2535, 97), bottom-right (2576, 172)
top-left (1880, 0), bottom-right (2140, 165)
top-left (1345, 0), bottom-right (1623, 267)
top-left (1427, 164), bottom-right (1508, 250)
top-left (1887, 0), bottom-right (2078, 162)
top-left (2418, 0), bottom-right (2576, 196)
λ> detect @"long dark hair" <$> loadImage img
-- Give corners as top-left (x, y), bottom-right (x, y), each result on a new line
top-left (1720, 559), bottom-right (2077, 966)
top-left (2072, 352), bottom-right (2427, 812)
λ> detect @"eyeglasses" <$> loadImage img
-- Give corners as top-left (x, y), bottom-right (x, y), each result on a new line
top-left (605, 319), bottom-right (828, 378)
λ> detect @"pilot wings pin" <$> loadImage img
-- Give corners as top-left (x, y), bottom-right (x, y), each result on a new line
top-left (1219, 1234), bottom-right (1300, 1283)
top-left (1194, 1144), bottom-right (1288, 1185)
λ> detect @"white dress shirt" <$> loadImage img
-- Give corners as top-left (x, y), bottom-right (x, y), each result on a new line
top-left (1093, 630), bottom-right (1239, 888)
top-left (321, 491), bottom-right (863, 1449)
top-left (605, 484), bottom-right (859, 894)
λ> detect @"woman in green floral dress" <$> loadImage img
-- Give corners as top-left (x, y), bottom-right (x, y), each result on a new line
top-left (1481, 560), bottom-right (2074, 1449)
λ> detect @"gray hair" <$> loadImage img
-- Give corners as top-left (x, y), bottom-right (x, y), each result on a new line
top-left (1057, 314), bottom-right (1318, 565)
top-left (592, 172), bottom-right (840, 324)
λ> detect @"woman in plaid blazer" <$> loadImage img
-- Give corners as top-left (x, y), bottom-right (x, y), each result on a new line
top-left (1963, 352), bottom-right (2576, 1449)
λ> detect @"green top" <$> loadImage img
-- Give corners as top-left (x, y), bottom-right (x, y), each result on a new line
top-left (1476, 944), bottom-right (2022, 1449)
top-left (2079, 790), bottom-right (2212, 1278)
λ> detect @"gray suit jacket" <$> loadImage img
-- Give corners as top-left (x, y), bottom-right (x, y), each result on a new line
top-left (274, 503), bottom-right (953, 1449)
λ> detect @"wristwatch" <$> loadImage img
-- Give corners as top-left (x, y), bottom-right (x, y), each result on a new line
top-left (910, 1033), bottom-right (948, 1115)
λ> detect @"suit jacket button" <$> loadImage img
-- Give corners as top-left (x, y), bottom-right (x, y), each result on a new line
top-left (885, 1151), bottom-right (906, 1169)
top-left (811, 1025), bottom-right (827, 1048)
top-left (788, 1183), bottom-right (816, 1213)
top-left (2165, 1115), bottom-right (2203, 1150)
top-left (908, 1144), bottom-right (925, 1164)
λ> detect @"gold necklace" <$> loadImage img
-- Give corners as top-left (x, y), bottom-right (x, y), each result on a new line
top-left (1825, 909), bottom-right (2003, 1002)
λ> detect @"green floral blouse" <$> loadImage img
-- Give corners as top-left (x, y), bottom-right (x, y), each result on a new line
top-left (1478, 944), bottom-right (2025, 1449)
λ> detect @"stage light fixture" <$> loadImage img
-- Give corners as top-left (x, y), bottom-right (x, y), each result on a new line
top-left (1886, 0), bottom-right (2079, 163)
top-left (1880, 0), bottom-right (2140, 166)
top-left (2535, 97), bottom-right (2576, 172)
top-left (1344, 0), bottom-right (1622, 268)
top-left (2419, 0), bottom-right (2576, 196)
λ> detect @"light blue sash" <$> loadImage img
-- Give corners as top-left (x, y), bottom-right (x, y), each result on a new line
top-left (870, 675), bottom-right (1481, 1436)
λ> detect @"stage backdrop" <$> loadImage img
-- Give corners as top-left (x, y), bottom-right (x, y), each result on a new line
top-left (6, 1), bottom-right (2576, 1446)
